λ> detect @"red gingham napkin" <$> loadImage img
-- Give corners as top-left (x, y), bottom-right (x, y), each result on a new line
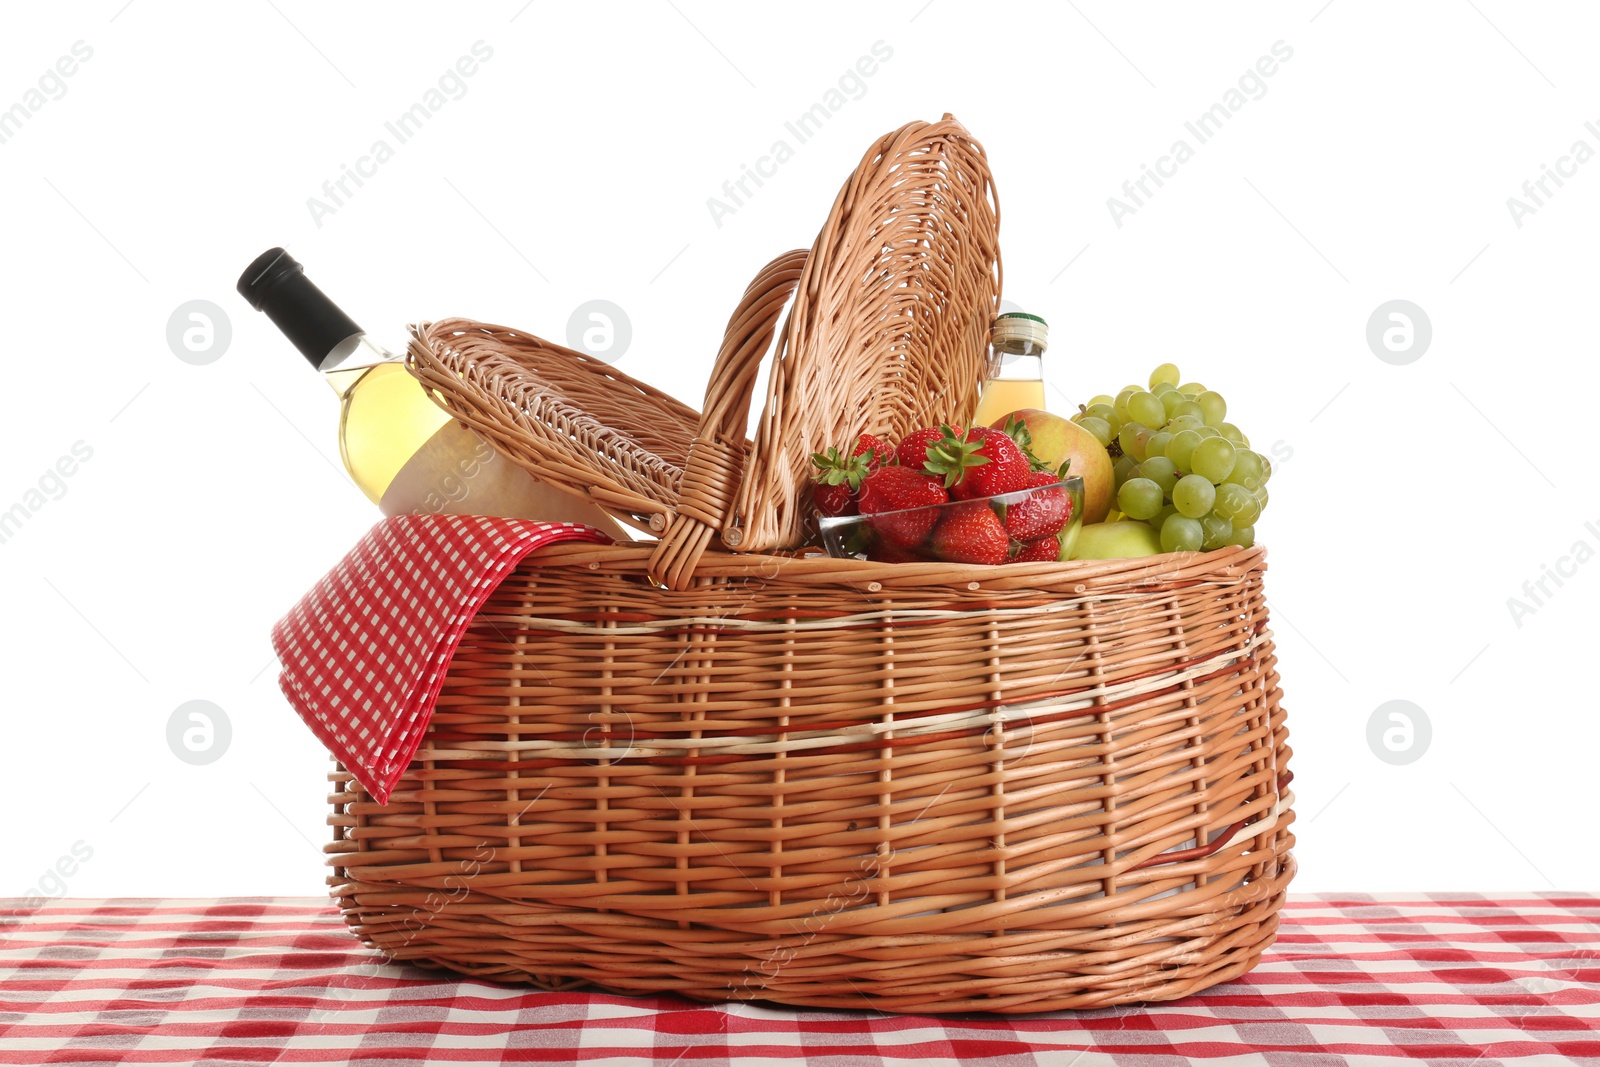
top-left (271, 514), bottom-right (611, 803)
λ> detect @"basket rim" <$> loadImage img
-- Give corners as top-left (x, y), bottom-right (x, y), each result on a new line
top-left (521, 540), bottom-right (1268, 591)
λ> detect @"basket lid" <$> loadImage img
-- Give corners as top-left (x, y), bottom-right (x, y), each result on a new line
top-left (723, 115), bottom-right (1002, 553)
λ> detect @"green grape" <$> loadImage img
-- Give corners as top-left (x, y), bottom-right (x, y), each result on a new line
top-left (1224, 449), bottom-right (1265, 491)
top-left (1226, 524), bottom-right (1256, 548)
top-left (1190, 436), bottom-right (1236, 483)
top-left (1259, 454), bottom-right (1273, 482)
top-left (1194, 425), bottom-right (1222, 439)
top-left (1201, 513), bottom-right (1233, 550)
top-left (1161, 514), bottom-right (1203, 552)
top-left (1151, 381), bottom-right (1178, 395)
top-left (1218, 422), bottom-right (1249, 446)
top-left (1172, 400), bottom-right (1204, 421)
top-left (1178, 382), bottom-right (1206, 397)
top-left (1113, 454), bottom-right (1137, 487)
top-left (1213, 481), bottom-right (1262, 526)
top-left (1164, 428), bottom-right (1203, 469)
top-left (1118, 477), bottom-right (1163, 520)
top-left (1172, 474), bottom-right (1216, 517)
top-left (1079, 416), bottom-right (1114, 447)
top-left (1164, 414), bottom-right (1203, 434)
top-left (1160, 389), bottom-right (1188, 418)
top-left (1153, 503), bottom-right (1178, 529)
top-left (1252, 484), bottom-right (1269, 511)
top-left (1114, 387), bottom-right (1139, 423)
top-left (1088, 394), bottom-right (1115, 409)
top-left (1139, 455), bottom-right (1178, 495)
top-left (1137, 425), bottom-right (1158, 458)
top-left (1128, 390), bottom-right (1166, 427)
top-left (1149, 362), bottom-right (1181, 389)
top-left (1117, 421), bottom-right (1147, 457)
top-left (1085, 403), bottom-right (1117, 424)
top-left (1196, 390), bottom-right (1227, 426)
top-left (1145, 432), bottom-right (1173, 465)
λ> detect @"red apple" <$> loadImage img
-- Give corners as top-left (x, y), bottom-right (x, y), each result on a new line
top-left (992, 408), bottom-right (1114, 524)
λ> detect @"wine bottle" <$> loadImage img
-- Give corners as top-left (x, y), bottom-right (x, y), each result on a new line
top-left (973, 312), bottom-right (1049, 428)
top-left (237, 248), bottom-right (625, 535)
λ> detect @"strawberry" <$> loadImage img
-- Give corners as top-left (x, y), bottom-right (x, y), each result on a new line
top-left (857, 465), bottom-right (949, 546)
top-left (925, 425), bottom-right (1032, 500)
top-left (1004, 470), bottom-right (1074, 541)
top-left (895, 425), bottom-right (959, 471)
top-left (866, 539), bottom-right (924, 564)
top-left (1012, 535), bottom-right (1063, 563)
top-left (809, 446), bottom-right (872, 517)
top-left (929, 502), bottom-right (1011, 565)
top-left (812, 481), bottom-right (856, 517)
top-left (852, 433), bottom-right (892, 470)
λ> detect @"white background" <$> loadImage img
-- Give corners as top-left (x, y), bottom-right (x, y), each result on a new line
top-left (1, 1), bottom-right (1593, 901)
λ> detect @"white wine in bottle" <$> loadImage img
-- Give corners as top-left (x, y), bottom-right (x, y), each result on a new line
top-left (237, 248), bottom-right (625, 536)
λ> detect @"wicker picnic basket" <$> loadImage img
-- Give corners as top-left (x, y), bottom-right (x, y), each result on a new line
top-left (326, 115), bottom-right (1297, 1013)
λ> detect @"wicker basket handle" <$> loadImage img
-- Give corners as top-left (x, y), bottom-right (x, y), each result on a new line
top-left (647, 250), bottom-right (808, 590)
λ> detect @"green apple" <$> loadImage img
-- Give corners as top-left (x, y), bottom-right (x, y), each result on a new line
top-left (992, 408), bottom-right (1114, 523)
top-left (1070, 519), bottom-right (1163, 560)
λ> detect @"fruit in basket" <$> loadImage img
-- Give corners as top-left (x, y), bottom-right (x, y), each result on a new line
top-left (1172, 474), bottom-right (1215, 518)
top-left (852, 432), bottom-right (893, 470)
top-left (819, 471), bottom-right (1084, 566)
top-left (1013, 535), bottom-right (1065, 562)
top-left (1070, 518), bottom-right (1162, 560)
top-left (925, 426), bottom-right (1031, 499)
top-left (1149, 363), bottom-right (1181, 389)
top-left (894, 425), bottom-right (957, 470)
top-left (809, 446), bottom-right (873, 517)
top-left (990, 409), bottom-right (1113, 523)
top-left (812, 480), bottom-right (856, 518)
top-left (1160, 514), bottom-right (1204, 552)
top-left (1116, 477), bottom-right (1163, 521)
top-left (930, 502), bottom-right (1011, 565)
top-left (1003, 470), bottom-right (1074, 541)
top-left (857, 465), bottom-right (949, 545)
top-left (1213, 481), bottom-right (1261, 526)
top-left (1069, 364), bottom-right (1273, 555)
top-left (865, 539), bottom-right (925, 564)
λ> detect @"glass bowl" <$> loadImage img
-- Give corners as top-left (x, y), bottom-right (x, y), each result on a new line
top-left (819, 477), bottom-right (1084, 564)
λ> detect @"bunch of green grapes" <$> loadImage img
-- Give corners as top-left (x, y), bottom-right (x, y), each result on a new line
top-left (1070, 363), bottom-right (1271, 552)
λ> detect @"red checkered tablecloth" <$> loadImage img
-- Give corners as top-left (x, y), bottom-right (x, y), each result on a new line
top-left (1, 895), bottom-right (1595, 1065)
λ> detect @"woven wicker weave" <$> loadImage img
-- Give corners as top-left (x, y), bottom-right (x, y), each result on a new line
top-left (327, 544), bottom-right (1295, 1012)
top-left (324, 114), bottom-right (1297, 1012)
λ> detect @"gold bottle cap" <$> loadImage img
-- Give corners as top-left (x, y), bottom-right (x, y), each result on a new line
top-left (991, 312), bottom-right (1048, 351)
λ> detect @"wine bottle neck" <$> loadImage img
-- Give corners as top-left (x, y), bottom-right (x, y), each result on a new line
top-left (237, 247), bottom-right (369, 372)
top-left (322, 335), bottom-right (406, 397)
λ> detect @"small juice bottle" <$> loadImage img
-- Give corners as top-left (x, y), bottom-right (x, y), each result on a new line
top-left (972, 312), bottom-right (1049, 428)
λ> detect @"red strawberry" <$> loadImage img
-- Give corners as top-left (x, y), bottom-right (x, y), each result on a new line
top-left (857, 465), bottom-right (949, 546)
top-left (812, 481), bottom-right (856, 517)
top-left (895, 425), bottom-right (960, 471)
top-left (926, 425), bottom-right (1032, 500)
top-left (1012, 535), bottom-right (1063, 563)
top-left (852, 433), bottom-right (892, 470)
top-left (809, 446), bottom-right (872, 517)
top-left (929, 502), bottom-right (1011, 565)
top-left (866, 540), bottom-right (924, 564)
top-left (1004, 471), bottom-right (1074, 541)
